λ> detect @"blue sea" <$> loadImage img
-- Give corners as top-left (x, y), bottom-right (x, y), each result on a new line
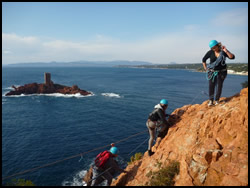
top-left (2, 67), bottom-right (247, 186)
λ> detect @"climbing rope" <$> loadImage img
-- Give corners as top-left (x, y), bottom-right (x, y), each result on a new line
top-left (206, 70), bottom-right (218, 83)
top-left (2, 129), bottom-right (148, 181)
top-left (190, 90), bottom-right (205, 104)
top-left (190, 74), bottom-right (209, 105)
top-left (127, 136), bottom-right (149, 157)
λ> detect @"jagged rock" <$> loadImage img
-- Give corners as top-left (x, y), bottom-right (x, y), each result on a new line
top-left (83, 166), bottom-right (93, 186)
top-left (5, 82), bottom-right (91, 96)
top-left (112, 88), bottom-right (248, 186)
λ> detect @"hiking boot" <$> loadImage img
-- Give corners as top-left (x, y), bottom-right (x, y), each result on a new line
top-left (208, 100), bottom-right (213, 106)
top-left (148, 150), bottom-right (155, 156)
top-left (157, 132), bottom-right (164, 139)
top-left (158, 127), bottom-right (169, 139)
top-left (158, 132), bottom-right (166, 139)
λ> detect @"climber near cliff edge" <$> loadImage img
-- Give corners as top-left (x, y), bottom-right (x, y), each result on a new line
top-left (90, 144), bottom-right (127, 186)
top-left (146, 99), bottom-right (171, 156)
top-left (202, 40), bottom-right (235, 106)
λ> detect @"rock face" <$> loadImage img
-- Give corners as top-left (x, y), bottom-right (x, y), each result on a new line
top-left (5, 73), bottom-right (92, 96)
top-left (5, 83), bottom-right (91, 96)
top-left (112, 88), bottom-right (248, 186)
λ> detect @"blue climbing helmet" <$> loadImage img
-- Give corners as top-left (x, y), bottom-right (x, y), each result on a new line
top-left (110, 147), bottom-right (118, 155)
top-left (209, 40), bottom-right (219, 48)
top-left (160, 99), bottom-right (168, 105)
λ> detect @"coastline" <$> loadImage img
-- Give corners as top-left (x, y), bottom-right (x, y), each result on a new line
top-left (130, 66), bottom-right (248, 76)
top-left (197, 69), bottom-right (248, 76)
top-left (227, 69), bottom-right (248, 76)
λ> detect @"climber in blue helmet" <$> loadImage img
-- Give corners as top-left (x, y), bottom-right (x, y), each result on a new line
top-left (202, 40), bottom-right (235, 106)
top-left (146, 99), bottom-right (171, 156)
top-left (90, 143), bottom-right (127, 186)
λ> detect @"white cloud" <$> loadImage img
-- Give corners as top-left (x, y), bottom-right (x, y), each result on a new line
top-left (212, 7), bottom-right (248, 27)
top-left (2, 33), bottom-right (39, 44)
top-left (2, 28), bottom-right (248, 65)
top-left (2, 33), bottom-right (41, 58)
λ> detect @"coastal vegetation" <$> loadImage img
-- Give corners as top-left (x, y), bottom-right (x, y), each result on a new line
top-left (227, 63), bottom-right (248, 72)
top-left (127, 152), bottom-right (143, 165)
top-left (241, 81), bottom-right (248, 88)
top-left (120, 63), bottom-right (248, 73)
top-left (5, 178), bottom-right (35, 186)
top-left (146, 160), bottom-right (180, 186)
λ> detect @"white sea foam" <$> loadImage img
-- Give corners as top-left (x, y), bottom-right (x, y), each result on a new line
top-left (3, 93), bottom-right (27, 97)
top-left (2, 92), bottom-right (10, 97)
top-left (3, 85), bottom-right (21, 90)
top-left (3, 92), bottom-right (95, 98)
top-left (3, 84), bottom-right (94, 98)
top-left (40, 92), bottom-right (95, 98)
top-left (101, 93), bottom-right (122, 98)
top-left (4, 87), bottom-right (14, 90)
top-left (62, 170), bottom-right (88, 186)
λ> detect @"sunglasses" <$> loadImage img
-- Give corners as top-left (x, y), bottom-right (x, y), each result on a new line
top-left (212, 45), bottom-right (219, 50)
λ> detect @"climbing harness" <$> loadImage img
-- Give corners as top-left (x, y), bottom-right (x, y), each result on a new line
top-left (206, 70), bottom-right (219, 83)
top-left (206, 49), bottom-right (227, 83)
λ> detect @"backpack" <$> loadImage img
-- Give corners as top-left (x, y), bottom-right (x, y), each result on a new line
top-left (148, 108), bottom-right (160, 121)
top-left (94, 150), bottom-right (112, 168)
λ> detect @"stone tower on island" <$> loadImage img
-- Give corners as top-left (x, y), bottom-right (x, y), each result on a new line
top-left (44, 72), bottom-right (52, 85)
top-left (5, 72), bottom-right (92, 96)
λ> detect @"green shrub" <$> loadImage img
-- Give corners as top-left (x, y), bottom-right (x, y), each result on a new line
top-left (6, 178), bottom-right (35, 186)
top-left (155, 160), bottom-right (162, 168)
top-left (241, 81), bottom-right (248, 88)
top-left (127, 152), bottom-right (143, 165)
top-left (147, 160), bottom-right (180, 186)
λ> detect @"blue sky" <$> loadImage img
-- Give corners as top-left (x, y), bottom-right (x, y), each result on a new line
top-left (2, 2), bottom-right (248, 64)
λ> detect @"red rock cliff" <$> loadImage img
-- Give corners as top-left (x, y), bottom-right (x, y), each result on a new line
top-left (112, 88), bottom-right (248, 186)
top-left (5, 73), bottom-right (92, 97)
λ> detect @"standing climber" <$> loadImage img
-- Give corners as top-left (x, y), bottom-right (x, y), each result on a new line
top-left (202, 40), bottom-right (235, 106)
top-left (146, 99), bottom-right (171, 156)
top-left (91, 144), bottom-right (127, 186)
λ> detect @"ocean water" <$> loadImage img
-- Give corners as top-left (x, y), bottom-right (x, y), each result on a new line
top-left (2, 67), bottom-right (247, 186)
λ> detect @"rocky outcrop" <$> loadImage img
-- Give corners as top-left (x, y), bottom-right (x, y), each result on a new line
top-left (5, 80), bottom-right (91, 96)
top-left (112, 88), bottom-right (248, 186)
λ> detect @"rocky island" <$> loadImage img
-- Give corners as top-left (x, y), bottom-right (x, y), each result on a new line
top-left (5, 73), bottom-right (92, 96)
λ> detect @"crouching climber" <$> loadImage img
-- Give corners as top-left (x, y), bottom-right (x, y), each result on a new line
top-left (146, 99), bottom-right (171, 156)
top-left (91, 144), bottom-right (127, 186)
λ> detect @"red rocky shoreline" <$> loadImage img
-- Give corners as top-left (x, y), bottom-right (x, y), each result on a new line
top-left (5, 73), bottom-right (91, 96)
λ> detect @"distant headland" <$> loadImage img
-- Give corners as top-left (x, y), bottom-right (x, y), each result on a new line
top-left (5, 73), bottom-right (92, 96)
top-left (121, 63), bottom-right (248, 76)
top-left (3, 60), bottom-right (153, 67)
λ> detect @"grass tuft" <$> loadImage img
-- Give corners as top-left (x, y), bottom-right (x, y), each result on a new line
top-left (147, 160), bottom-right (180, 186)
top-left (127, 152), bottom-right (143, 165)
